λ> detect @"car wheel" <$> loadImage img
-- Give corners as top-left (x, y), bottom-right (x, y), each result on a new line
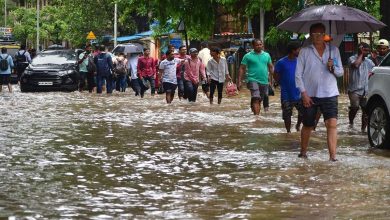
top-left (367, 101), bottom-right (390, 148)
top-left (20, 84), bottom-right (30, 92)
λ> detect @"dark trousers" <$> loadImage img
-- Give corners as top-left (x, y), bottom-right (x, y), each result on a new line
top-left (210, 79), bottom-right (224, 100)
top-left (177, 78), bottom-right (185, 98)
top-left (96, 74), bottom-right (113, 94)
top-left (143, 76), bottom-right (155, 95)
top-left (131, 78), bottom-right (145, 97)
top-left (184, 80), bottom-right (199, 102)
top-left (80, 71), bottom-right (96, 92)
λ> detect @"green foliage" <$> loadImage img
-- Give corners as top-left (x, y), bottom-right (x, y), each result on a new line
top-left (5, 0), bottom-right (382, 48)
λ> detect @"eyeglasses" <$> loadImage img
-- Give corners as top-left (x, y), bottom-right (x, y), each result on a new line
top-left (311, 32), bottom-right (325, 36)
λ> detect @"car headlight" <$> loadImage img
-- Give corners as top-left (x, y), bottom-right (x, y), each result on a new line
top-left (23, 69), bottom-right (33, 75)
top-left (58, 70), bottom-right (73, 76)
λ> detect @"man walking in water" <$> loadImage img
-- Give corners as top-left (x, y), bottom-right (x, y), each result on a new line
top-left (238, 39), bottom-right (274, 115)
top-left (274, 41), bottom-right (303, 133)
top-left (295, 23), bottom-right (344, 161)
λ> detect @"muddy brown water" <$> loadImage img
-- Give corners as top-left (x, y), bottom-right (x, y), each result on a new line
top-left (0, 86), bottom-right (389, 219)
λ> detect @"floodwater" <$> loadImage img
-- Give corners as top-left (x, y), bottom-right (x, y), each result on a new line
top-left (0, 86), bottom-right (389, 219)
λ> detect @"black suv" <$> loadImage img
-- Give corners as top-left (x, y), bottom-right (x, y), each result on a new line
top-left (20, 50), bottom-right (79, 92)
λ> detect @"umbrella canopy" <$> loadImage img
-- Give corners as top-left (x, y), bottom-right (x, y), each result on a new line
top-left (112, 43), bottom-right (143, 54)
top-left (277, 5), bottom-right (386, 34)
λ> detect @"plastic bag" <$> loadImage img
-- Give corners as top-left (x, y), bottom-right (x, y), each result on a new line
top-left (225, 81), bottom-right (239, 96)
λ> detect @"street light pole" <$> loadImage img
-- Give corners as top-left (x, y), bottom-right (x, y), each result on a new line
top-left (114, 2), bottom-right (117, 47)
top-left (36, 0), bottom-right (40, 51)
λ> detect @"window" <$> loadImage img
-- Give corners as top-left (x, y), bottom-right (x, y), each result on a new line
top-left (380, 54), bottom-right (390, 67)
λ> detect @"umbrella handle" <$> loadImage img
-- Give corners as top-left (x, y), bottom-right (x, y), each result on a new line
top-left (329, 20), bottom-right (332, 59)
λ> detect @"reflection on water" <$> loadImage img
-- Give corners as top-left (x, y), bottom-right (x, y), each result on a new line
top-left (0, 87), bottom-right (389, 219)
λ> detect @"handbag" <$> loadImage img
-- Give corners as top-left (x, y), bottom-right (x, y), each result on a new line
top-left (225, 81), bottom-right (239, 96)
top-left (268, 85), bottom-right (275, 96)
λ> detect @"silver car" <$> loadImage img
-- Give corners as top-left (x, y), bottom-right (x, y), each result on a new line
top-left (367, 54), bottom-right (390, 148)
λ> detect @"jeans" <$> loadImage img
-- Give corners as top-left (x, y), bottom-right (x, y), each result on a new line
top-left (86, 72), bottom-right (96, 93)
top-left (210, 79), bottom-right (224, 100)
top-left (96, 74), bottom-right (113, 94)
top-left (184, 80), bottom-right (199, 102)
top-left (118, 75), bottom-right (127, 92)
top-left (143, 76), bottom-right (155, 95)
top-left (177, 78), bottom-right (185, 98)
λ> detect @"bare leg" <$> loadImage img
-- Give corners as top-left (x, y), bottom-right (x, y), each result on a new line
top-left (300, 125), bottom-right (313, 157)
top-left (252, 98), bottom-right (261, 115)
top-left (325, 118), bottom-right (337, 161)
top-left (165, 92), bottom-right (172, 103)
top-left (8, 83), bottom-right (12, 93)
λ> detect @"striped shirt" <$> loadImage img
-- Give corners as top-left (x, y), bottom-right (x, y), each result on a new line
top-left (295, 44), bottom-right (344, 98)
top-left (348, 54), bottom-right (375, 96)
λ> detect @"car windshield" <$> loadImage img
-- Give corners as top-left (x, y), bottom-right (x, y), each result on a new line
top-left (32, 50), bottom-right (76, 65)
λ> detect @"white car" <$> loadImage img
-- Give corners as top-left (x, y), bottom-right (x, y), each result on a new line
top-left (367, 54), bottom-right (390, 148)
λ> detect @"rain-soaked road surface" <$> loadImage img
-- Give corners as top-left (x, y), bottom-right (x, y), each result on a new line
top-left (0, 86), bottom-right (389, 219)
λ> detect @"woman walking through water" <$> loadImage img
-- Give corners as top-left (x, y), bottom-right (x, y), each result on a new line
top-left (206, 47), bottom-right (231, 104)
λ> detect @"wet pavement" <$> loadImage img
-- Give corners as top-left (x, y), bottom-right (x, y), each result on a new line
top-left (0, 86), bottom-right (389, 219)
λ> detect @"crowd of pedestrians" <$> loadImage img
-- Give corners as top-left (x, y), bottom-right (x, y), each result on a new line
top-left (0, 22), bottom-right (388, 162)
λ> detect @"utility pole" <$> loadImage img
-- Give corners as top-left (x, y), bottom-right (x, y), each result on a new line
top-left (259, 7), bottom-right (264, 41)
top-left (4, 0), bottom-right (6, 27)
top-left (114, 2), bottom-right (117, 47)
top-left (37, 0), bottom-right (40, 51)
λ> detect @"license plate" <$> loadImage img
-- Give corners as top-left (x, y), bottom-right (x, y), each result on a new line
top-left (38, 82), bottom-right (53, 86)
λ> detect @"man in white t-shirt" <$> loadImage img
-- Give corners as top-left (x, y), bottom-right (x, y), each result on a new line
top-left (159, 50), bottom-right (183, 103)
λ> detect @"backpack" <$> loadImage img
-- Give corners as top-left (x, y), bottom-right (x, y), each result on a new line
top-left (96, 54), bottom-right (110, 75)
top-left (87, 55), bottom-right (96, 73)
top-left (0, 55), bottom-right (9, 71)
top-left (16, 51), bottom-right (27, 64)
top-left (115, 59), bottom-right (127, 76)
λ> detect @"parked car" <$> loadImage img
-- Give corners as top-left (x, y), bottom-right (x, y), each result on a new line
top-left (366, 53), bottom-right (390, 148)
top-left (20, 50), bottom-right (79, 92)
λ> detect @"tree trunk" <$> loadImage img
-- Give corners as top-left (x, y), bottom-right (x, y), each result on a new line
top-left (380, 0), bottom-right (390, 40)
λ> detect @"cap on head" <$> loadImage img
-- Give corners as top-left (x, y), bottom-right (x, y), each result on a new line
top-left (189, 48), bottom-right (198, 54)
top-left (378, 39), bottom-right (389, 47)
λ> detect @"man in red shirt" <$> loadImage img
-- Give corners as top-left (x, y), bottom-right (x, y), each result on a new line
top-left (137, 48), bottom-right (157, 96)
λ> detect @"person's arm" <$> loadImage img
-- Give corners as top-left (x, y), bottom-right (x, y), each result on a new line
top-left (137, 58), bottom-right (143, 79)
top-left (26, 52), bottom-right (32, 63)
top-left (273, 61), bottom-right (280, 83)
top-left (224, 59), bottom-right (231, 81)
top-left (295, 50), bottom-right (313, 107)
top-left (268, 61), bottom-right (274, 85)
top-left (107, 55), bottom-right (113, 71)
top-left (9, 56), bottom-right (14, 69)
top-left (200, 62), bottom-right (206, 82)
top-left (238, 64), bottom-right (246, 89)
top-left (78, 53), bottom-right (87, 64)
top-left (332, 47), bottom-right (344, 77)
top-left (351, 48), bottom-right (364, 69)
top-left (158, 61), bottom-right (164, 81)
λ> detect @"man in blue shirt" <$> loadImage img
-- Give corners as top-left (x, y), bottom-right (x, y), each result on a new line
top-left (274, 41), bottom-right (302, 133)
top-left (0, 47), bottom-right (14, 93)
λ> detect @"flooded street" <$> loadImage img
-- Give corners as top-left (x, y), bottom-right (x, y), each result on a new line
top-left (0, 86), bottom-right (389, 219)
